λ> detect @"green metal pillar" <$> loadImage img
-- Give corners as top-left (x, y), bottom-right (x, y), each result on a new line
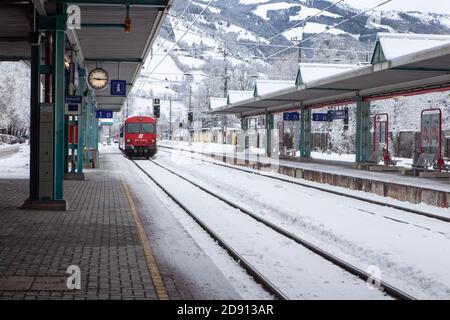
top-left (93, 117), bottom-right (99, 149)
top-left (355, 96), bottom-right (371, 163)
top-left (64, 69), bottom-right (70, 174)
top-left (265, 111), bottom-right (273, 157)
top-left (83, 90), bottom-right (92, 163)
top-left (64, 116), bottom-right (69, 173)
top-left (29, 43), bottom-right (41, 200)
top-left (77, 68), bottom-right (85, 174)
top-left (53, 27), bottom-right (65, 200)
top-left (240, 117), bottom-right (247, 131)
top-left (300, 105), bottom-right (312, 157)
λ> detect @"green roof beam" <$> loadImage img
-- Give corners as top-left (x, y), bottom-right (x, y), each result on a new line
top-left (49, 0), bottom-right (167, 7)
top-left (84, 58), bottom-right (142, 63)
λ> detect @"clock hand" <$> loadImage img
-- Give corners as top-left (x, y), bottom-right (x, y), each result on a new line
top-left (93, 77), bottom-right (107, 80)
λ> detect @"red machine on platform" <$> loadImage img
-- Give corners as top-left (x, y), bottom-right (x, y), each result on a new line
top-left (119, 116), bottom-right (157, 158)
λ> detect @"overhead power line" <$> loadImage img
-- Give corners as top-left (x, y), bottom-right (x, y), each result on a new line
top-left (245, 0), bottom-right (345, 54)
top-left (151, 0), bottom-right (194, 59)
top-left (267, 0), bottom-right (392, 59)
top-left (162, 22), bottom-right (369, 54)
top-left (134, 0), bottom-right (194, 97)
top-left (147, 0), bottom-right (215, 77)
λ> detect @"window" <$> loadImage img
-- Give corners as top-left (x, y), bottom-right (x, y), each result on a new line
top-left (126, 123), bottom-right (155, 133)
top-left (142, 123), bottom-right (155, 133)
top-left (126, 123), bottom-right (141, 133)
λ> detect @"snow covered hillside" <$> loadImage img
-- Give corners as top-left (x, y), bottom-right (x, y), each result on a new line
top-left (130, 0), bottom-right (450, 136)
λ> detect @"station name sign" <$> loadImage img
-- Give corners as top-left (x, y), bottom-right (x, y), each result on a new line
top-left (283, 112), bottom-right (300, 121)
top-left (96, 110), bottom-right (113, 119)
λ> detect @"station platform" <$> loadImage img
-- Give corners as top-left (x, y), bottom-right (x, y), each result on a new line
top-left (0, 146), bottom-right (241, 300)
top-left (159, 141), bottom-right (450, 208)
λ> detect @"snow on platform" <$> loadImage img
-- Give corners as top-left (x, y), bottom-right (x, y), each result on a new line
top-left (0, 144), bottom-right (29, 179)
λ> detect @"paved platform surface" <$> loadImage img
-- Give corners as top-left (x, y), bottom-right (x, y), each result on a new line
top-left (0, 173), bottom-right (158, 299)
top-left (100, 147), bottom-right (242, 299)
top-left (0, 146), bottom-right (242, 300)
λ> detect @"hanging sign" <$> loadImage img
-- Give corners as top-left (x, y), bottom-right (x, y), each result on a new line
top-left (110, 80), bottom-right (126, 96)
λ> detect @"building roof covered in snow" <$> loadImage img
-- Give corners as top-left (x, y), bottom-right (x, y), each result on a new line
top-left (209, 98), bottom-right (228, 110)
top-left (254, 79), bottom-right (295, 97)
top-left (212, 32), bottom-right (450, 117)
top-left (227, 90), bottom-right (254, 104)
top-left (371, 33), bottom-right (450, 63)
top-left (296, 63), bottom-right (360, 85)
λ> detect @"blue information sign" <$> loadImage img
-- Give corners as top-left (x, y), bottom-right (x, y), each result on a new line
top-left (96, 110), bottom-right (113, 118)
top-left (65, 95), bottom-right (82, 103)
top-left (283, 112), bottom-right (300, 121)
top-left (110, 80), bottom-right (127, 96)
top-left (312, 113), bottom-right (329, 121)
top-left (333, 109), bottom-right (346, 120)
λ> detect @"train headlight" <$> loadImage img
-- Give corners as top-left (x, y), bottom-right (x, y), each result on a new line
top-left (152, 139), bottom-right (155, 143)
top-left (126, 139), bottom-right (131, 143)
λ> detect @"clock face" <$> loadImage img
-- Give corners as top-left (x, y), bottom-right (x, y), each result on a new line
top-left (88, 68), bottom-right (109, 90)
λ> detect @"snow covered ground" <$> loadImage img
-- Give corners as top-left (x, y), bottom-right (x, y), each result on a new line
top-left (0, 144), bottom-right (29, 179)
top-left (151, 150), bottom-right (450, 299)
top-left (135, 158), bottom-right (390, 299)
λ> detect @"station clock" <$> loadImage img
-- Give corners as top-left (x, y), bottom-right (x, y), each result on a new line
top-left (88, 68), bottom-right (109, 90)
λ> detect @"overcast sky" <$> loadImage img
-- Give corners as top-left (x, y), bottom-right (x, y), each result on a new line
top-left (342, 0), bottom-right (450, 14)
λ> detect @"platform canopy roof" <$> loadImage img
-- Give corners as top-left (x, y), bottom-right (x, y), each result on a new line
top-left (254, 79), bottom-right (295, 97)
top-left (371, 33), bottom-right (450, 62)
top-left (0, 0), bottom-right (172, 112)
top-left (212, 33), bottom-right (450, 117)
top-left (296, 63), bottom-right (360, 85)
top-left (227, 90), bottom-right (254, 105)
top-left (209, 97), bottom-right (227, 110)
top-left (227, 90), bottom-right (253, 104)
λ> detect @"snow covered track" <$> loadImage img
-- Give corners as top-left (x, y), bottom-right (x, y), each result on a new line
top-left (131, 161), bottom-right (413, 299)
top-left (131, 159), bottom-right (288, 300)
top-left (158, 145), bottom-right (450, 223)
top-left (149, 158), bottom-right (414, 300)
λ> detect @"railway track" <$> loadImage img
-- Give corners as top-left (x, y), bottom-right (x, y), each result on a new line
top-left (132, 159), bottom-right (288, 300)
top-left (158, 145), bottom-right (449, 223)
top-left (132, 157), bottom-right (415, 300)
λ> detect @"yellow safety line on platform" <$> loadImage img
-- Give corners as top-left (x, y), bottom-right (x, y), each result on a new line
top-left (122, 180), bottom-right (169, 300)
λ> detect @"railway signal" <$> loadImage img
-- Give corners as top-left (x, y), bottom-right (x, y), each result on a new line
top-left (153, 98), bottom-right (160, 118)
top-left (188, 112), bottom-right (193, 123)
top-left (153, 105), bottom-right (160, 118)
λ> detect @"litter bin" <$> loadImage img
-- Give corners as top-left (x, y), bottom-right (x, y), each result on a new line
top-left (89, 148), bottom-right (99, 168)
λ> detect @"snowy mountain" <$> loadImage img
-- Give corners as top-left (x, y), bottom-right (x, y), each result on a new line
top-left (132, 0), bottom-right (450, 125)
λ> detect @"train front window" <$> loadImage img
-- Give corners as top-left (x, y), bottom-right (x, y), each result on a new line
top-left (126, 123), bottom-right (141, 133)
top-left (142, 123), bottom-right (155, 133)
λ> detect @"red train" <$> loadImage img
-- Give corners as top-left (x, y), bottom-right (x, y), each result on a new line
top-left (119, 116), bottom-right (157, 158)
